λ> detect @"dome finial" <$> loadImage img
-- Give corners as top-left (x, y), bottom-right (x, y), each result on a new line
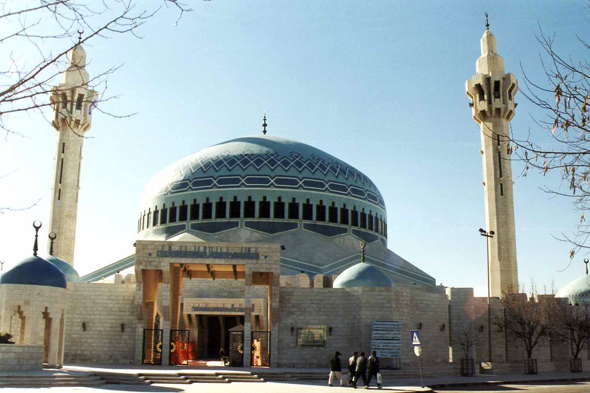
top-left (585, 258), bottom-right (589, 276)
top-left (485, 12), bottom-right (489, 31)
top-left (48, 232), bottom-right (57, 256)
top-left (262, 112), bottom-right (268, 135)
top-left (77, 28), bottom-right (84, 45)
top-left (32, 221), bottom-right (42, 256)
top-left (360, 241), bottom-right (366, 263)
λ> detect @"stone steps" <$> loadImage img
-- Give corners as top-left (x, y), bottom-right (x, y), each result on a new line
top-left (259, 370), bottom-right (437, 382)
top-left (93, 372), bottom-right (149, 385)
top-left (130, 371), bottom-right (264, 384)
top-left (0, 375), bottom-right (104, 387)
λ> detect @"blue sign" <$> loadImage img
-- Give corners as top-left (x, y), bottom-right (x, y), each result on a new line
top-left (410, 329), bottom-right (421, 346)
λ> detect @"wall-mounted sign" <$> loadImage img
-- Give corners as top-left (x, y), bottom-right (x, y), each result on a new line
top-left (371, 321), bottom-right (402, 358)
top-left (296, 326), bottom-right (326, 347)
top-left (156, 246), bottom-right (260, 260)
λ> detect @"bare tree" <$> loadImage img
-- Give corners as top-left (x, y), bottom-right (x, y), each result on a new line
top-left (450, 317), bottom-right (484, 360)
top-left (552, 301), bottom-right (590, 360)
top-left (508, 26), bottom-right (590, 257)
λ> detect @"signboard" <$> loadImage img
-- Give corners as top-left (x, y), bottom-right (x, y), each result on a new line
top-left (371, 321), bottom-right (401, 359)
top-left (410, 329), bottom-right (421, 346)
top-left (156, 246), bottom-right (260, 260)
top-left (296, 326), bottom-right (326, 347)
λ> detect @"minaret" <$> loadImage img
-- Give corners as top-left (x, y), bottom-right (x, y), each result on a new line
top-left (466, 24), bottom-right (519, 296)
top-left (47, 42), bottom-right (97, 266)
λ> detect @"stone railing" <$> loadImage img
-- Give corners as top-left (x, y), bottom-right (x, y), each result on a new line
top-left (0, 344), bottom-right (43, 371)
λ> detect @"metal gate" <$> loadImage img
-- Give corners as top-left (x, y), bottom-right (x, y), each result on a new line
top-left (170, 330), bottom-right (190, 365)
top-left (142, 329), bottom-right (163, 365)
top-left (229, 331), bottom-right (244, 367)
top-left (251, 331), bottom-right (270, 367)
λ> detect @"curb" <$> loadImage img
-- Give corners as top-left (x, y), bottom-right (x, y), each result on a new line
top-left (428, 376), bottom-right (590, 389)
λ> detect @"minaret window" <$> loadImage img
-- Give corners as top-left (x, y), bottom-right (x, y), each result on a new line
top-left (244, 196), bottom-right (255, 218)
top-left (360, 209), bottom-right (367, 229)
top-left (493, 80), bottom-right (501, 99)
top-left (202, 198), bottom-right (212, 220)
top-left (328, 202), bottom-right (338, 223)
top-left (160, 205), bottom-right (168, 224)
top-left (216, 197), bottom-right (227, 219)
top-left (75, 94), bottom-right (84, 111)
top-left (229, 197), bottom-right (241, 218)
top-left (61, 142), bottom-right (65, 154)
top-left (58, 158), bottom-right (64, 184)
top-left (190, 199), bottom-right (199, 220)
top-left (169, 203), bottom-right (177, 223)
top-left (500, 183), bottom-right (504, 196)
top-left (302, 199), bottom-right (313, 221)
top-left (340, 204), bottom-right (349, 225)
top-left (288, 198), bottom-right (299, 220)
top-left (179, 202), bottom-right (188, 222)
top-left (259, 196), bottom-right (270, 218)
top-left (316, 200), bottom-right (326, 222)
top-left (61, 93), bottom-right (68, 111)
top-left (475, 83), bottom-right (485, 101)
top-left (274, 197), bottom-right (285, 219)
top-left (351, 206), bottom-right (359, 227)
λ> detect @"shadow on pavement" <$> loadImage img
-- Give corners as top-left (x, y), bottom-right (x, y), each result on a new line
top-left (95, 385), bottom-right (185, 392)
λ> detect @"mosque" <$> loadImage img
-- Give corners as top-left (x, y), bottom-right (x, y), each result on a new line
top-left (1, 25), bottom-right (588, 374)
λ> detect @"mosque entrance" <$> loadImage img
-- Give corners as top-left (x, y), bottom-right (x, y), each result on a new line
top-left (188, 314), bottom-right (244, 363)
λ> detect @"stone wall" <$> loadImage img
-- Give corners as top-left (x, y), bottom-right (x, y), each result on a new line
top-left (64, 282), bottom-right (137, 364)
top-left (0, 344), bottom-right (43, 371)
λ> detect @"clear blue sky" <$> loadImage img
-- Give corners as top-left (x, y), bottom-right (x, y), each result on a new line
top-left (1, 0), bottom-right (589, 296)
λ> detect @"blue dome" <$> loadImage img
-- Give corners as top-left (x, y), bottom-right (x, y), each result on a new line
top-left (556, 275), bottom-right (590, 305)
top-left (333, 262), bottom-right (394, 288)
top-left (141, 135), bottom-right (385, 209)
top-left (0, 256), bottom-right (67, 289)
top-left (46, 255), bottom-right (80, 282)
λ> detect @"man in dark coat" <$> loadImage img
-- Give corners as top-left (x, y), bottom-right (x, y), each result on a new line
top-left (347, 351), bottom-right (358, 387)
top-left (354, 351), bottom-right (368, 389)
top-left (367, 351), bottom-right (382, 389)
top-left (328, 351), bottom-right (342, 386)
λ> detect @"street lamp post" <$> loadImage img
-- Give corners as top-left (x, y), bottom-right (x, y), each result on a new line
top-left (479, 228), bottom-right (495, 363)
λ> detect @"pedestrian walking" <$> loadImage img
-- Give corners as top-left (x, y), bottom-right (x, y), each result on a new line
top-left (367, 351), bottom-right (382, 389)
top-left (354, 351), bottom-right (368, 389)
top-left (348, 351), bottom-right (358, 387)
top-left (328, 351), bottom-right (343, 386)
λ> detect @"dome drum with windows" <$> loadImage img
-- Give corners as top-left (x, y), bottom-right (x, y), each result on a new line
top-left (138, 135), bottom-right (434, 286)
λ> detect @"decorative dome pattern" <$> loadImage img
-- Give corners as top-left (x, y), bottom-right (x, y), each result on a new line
top-left (0, 256), bottom-right (67, 289)
top-left (556, 275), bottom-right (590, 305)
top-left (333, 262), bottom-right (394, 288)
top-left (46, 255), bottom-right (81, 282)
top-left (142, 135), bottom-right (385, 209)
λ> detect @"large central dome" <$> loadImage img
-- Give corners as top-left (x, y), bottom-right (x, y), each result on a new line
top-left (137, 134), bottom-right (434, 286)
top-left (142, 135), bottom-right (385, 210)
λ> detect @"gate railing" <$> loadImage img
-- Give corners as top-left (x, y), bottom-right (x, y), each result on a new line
top-left (229, 331), bottom-right (244, 367)
top-left (170, 329), bottom-right (190, 365)
top-left (142, 329), bottom-right (163, 365)
top-left (251, 331), bottom-right (271, 367)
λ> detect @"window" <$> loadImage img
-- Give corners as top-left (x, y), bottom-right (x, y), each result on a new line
top-left (368, 212), bottom-right (374, 231)
top-left (374, 215), bottom-right (379, 233)
top-left (379, 216), bottom-right (383, 235)
top-left (360, 209), bottom-right (367, 229)
top-left (351, 206), bottom-right (359, 227)
top-left (493, 80), bottom-right (500, 99)
top-left (288, 198), bottom-right (299, 220)
top-left (340, 204), bottom-right (349, 225)
top-left (146, 209), bottom-right (151, 228)
top-left (59, 158), bottom-right (64, 184)
top-left (259, 196), bottom-right (270, 218)
top-left (384, 221), bottom-right (388, 238)
top-left (328, 202), bottom-right (338, 223)
top-left (169, 203), bottom-right (177, 223)
top-left (160, 205), bottom-right (168, 225)
top-left (244, 196), bottom-right (255, 218)
top-left (190, 199), bottom-right (199, 220)
top-left (76, 94), bottom-right (84, 111)
top-left (230, 197), bottom-right (241, 218)
top-left (179, 202), bottom-right (188, 222)
top-left (61, 93), bottom-right (68, 111)
top-left (61, 142), bottom-right (65, 154)
top-left (202, 198), bottom-right (212, 219)
top-left (216, 197), bottom-right (227, 219)
top-left (142, 212), bottom-right (146, 231)
top-left (316, 200), bottom-right (326, 222)
top-left (500, 183), bottom-right (504, 196)
top-left (274, 197), bottom-right (285, 219)
top-left (137, 218), bottom-right (141, 233)
top-left (302, 199), bottom-right (313, 221)
top-left (153, 207), bottom-right (159, 227)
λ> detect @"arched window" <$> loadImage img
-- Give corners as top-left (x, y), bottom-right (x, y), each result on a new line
top-left (160, 204), bottom-right (168, 225)
top-left (360, 208), bottom-right (367, 229)
top-left (259, 196), bottom-right (270, 218)
top-left (328, 202), bottom-right (338, 223)
top-left (288, 198), bottom-right (299, 220)
top-left (316, 200), bottom-right (326, 222)
top-left (202, 198), bottom-right (212, 220)
top-left (340, 204), bottom-right (349, 225)
top-left (190, 199), bottom-right (199, 220)
top-left (153, 206), bottom-right (159, 227)
top-left (351, 206), bottom-right (359, 227)
top-left (302, 198), bottom-right (313, 221)
top-left (244, 196), bottom-right (255, 218)
top-left (169, 203), bottom-right (177, 223)
top-left (274, 197), bottom-right (285, 219)
top-left (230, 196), bottom-right (241, 218)
top-left (368, 211), bottom-right (374, 231)
top-left (146, 209), bottom-right (151, 229)
top-left (179, 201), bottom-right (188, 222)
top-left (216, 197), bottom-right (227, 219)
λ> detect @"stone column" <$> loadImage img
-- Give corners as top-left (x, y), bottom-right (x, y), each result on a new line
top-left (142, 270), bottom-right (160, 329)
top-left (162, 320), bottom-right (171, 366)
top-left (269, 272), bottom-right (280, 367)
top-left (244, 269), bottom-right (253, 367)
top-left (169, 265), bottom-right (183, 330)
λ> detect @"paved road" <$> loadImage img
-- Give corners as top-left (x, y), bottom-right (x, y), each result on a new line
top-left (433, 381), bottom-right (590, 392)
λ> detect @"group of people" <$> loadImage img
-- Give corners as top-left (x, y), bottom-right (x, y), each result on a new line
top-left (329, 351), bottom-right (382, 389)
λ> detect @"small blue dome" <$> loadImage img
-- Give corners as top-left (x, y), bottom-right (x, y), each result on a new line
top-left (556, 275), bottom-right (590, 305)
top-left (0, 256), bottom-right (67, 289)
top-left (45, 255), bottom-right (80, 282)
top-left (333, 262), bottom-right (393, 288)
